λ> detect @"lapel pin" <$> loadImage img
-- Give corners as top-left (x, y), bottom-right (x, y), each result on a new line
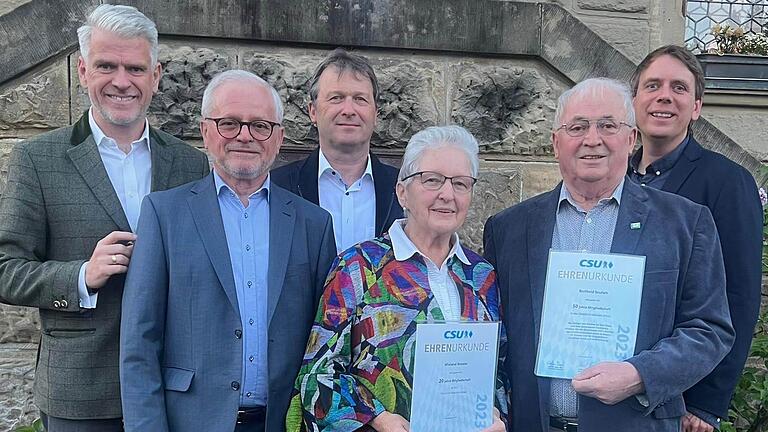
top-left (630, 222), bottom-right (641, 230)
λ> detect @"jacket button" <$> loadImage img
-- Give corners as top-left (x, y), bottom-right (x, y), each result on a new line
top-left (234, 329), bottom-right (242, 339)
top-left (231, 381), bottom-right (240, 391)
top-left (60, 299), bottom-right (68, 308)
top-left (53, 300), bottom-right (61, 308)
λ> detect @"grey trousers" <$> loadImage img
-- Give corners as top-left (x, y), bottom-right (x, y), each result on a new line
top-left (41, 413), bottom-right (123, 432)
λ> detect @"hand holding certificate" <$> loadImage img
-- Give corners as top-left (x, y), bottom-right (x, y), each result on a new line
top-left (410, 321), bottom-right (500, 432)
top-left (535, 250), bottom-right (645, 379)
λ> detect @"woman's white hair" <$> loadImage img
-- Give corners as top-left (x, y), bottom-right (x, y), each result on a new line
top-left (553, 77), bottom-right (636, 129)
top-left (78, 4), bottom-right (159, 65)
top-left (398, 125), bottom-right (480, 183)
top-left (201, 70), bottom-right (284, 122)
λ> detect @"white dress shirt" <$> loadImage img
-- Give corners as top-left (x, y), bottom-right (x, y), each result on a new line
top-left (389, 219), bottom-right (470, 321)
top-left (317, 149), bottom-right (376, 253)
top-left (77, 109), bottom-right (152, 308)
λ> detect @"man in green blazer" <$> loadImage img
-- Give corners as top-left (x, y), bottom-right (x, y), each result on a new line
top-left (0, 5), bottom-right (208, 431)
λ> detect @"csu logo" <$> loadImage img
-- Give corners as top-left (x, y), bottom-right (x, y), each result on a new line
top-left (579, 259), bottom-right (614, 269)
top-left (444, 330), bottom-right (474, 339)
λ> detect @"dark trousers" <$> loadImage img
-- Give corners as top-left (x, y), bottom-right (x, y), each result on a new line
top-left (41, 412), bottom-right (123, 432)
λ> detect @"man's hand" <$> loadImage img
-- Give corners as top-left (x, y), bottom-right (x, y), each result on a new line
top-left (572, 361), bottom-right (644, 405)
top-left (682, 411), bottom-right (715, 432)
top-left (85, 231), bottom-right (136, 291)
top-left (369, 411), bottom-right (409, 431)
top-left (480, 407), bottom-right (505, 432)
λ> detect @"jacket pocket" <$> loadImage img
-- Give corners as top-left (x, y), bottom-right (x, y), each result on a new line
top-left (162, 366), bottom-right (195, 392)
top-left (44, 328), bottom-right (96, 338)
top-left (652, 395), bottom-right (686, 419)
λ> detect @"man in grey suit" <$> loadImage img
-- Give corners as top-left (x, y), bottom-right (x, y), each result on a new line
top-left (0, 4), bottom-right (209, 432)
top-left (119, 70), bottom-right (337, 432)
top-left (484, 78), bottom-right (734, 432)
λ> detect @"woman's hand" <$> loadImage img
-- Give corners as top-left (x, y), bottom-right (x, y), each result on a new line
top-left (370, 411), bottom-right (410, 431)
top-left (480, 407), bottom-right (506, 432)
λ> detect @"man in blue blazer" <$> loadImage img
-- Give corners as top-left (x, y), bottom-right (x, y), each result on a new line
top-left (120, 70), bottom-right (336, 432)
top-left (629, 45), bottom-right (763, 432)
top-left (271, 48), bottom-right (402, 252)
top-left (484, 78), bottom-right (734, 432)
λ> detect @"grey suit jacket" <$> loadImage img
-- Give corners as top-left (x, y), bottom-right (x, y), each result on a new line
top-left (0, 113), bottom-right (209, 419)
top-left (119, 174), bottom-right (337, 432)
top-left (483, 178), bottom-right (734, 432)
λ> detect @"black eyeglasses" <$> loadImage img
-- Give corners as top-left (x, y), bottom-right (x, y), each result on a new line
top-left (401, 171), bottom-right (477, 194)
top-left (555, 119), bottom-right (633, 137)
top-left (205, 117), bottom-right (281, 141)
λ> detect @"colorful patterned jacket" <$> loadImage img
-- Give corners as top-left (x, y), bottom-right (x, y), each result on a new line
top-left (286, 234), bottom-right (507, 431)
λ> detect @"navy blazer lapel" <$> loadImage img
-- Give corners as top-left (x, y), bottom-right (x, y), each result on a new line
top-left (371, 153), bottom-right (398, 235)
top-left (188, 175), bottom-right (239, 312)
top-left (267, 185), bottom-right (295, 324)
top-left (528, 187), bottom-right (559, 342)
top-left (661, 137), bottom-right (703, 194)
top-left (67, 133), bottom-right (132, 232)
top-left (297, 148), bottom-right (320, 204)
top-left (611, 180), bottom-right (650, 255)
top-left (148, 127), bottom-right (174, 192)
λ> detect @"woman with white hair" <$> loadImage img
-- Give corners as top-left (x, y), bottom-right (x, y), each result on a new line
top-left (287, 125), bottom-right (506, 431)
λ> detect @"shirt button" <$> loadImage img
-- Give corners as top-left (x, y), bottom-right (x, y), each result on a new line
top-left (247, 280), bottom-right (252, 287)
top-left (231, 381), bottom-right (240, 391)
top-left (331, 171), bottom-right (336, 176)
top-left (245, 244), bottom-right (251, 251)
top-left (586, 218), bottom-right (592, 223)
top-left (249, 318), bottom-right (254, 325)
top-left (249, 355), bottom-right (254, 362)
top-left (345, 192), bottom-right (349, 196)
top-left (234, 329), bottom-right (242, 339)
top-left (655, 170), bottom-right (661, 175)
top-left (246, 392), bottom-right (252, 397)
top-left (244, 213), bottom-right (248, 219)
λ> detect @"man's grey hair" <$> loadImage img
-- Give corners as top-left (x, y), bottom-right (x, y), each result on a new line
top-left (78, 4), bottom-right (159, 65)
top-left (308, 48), bottom-right (379, 106)
top-left (553, 78), bottom-right (636, 130)
top-left (201, 70), bottom-right (284, 122)
top-left (398, 125), bottom-right (480, 183)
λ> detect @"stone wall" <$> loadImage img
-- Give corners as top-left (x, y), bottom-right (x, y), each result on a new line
top-left (0, 0), bottom-right (765, 429)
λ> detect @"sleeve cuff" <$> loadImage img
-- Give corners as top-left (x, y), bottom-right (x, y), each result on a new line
top-left (687, 406), bottom-right (721, 430)
top-left (78, 262), bottom-right (98, 309)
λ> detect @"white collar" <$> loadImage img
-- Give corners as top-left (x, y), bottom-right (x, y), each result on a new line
top-left (389, 219), bottom-right (470, 266)
top-left (317, 148), bottom-right (373, 183)
top-left (88, 108), bottom-right (151, 152)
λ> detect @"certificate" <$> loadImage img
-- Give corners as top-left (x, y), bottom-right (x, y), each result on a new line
top-left (535, 250), bottom-right (645, 379)
top-left (410, 321), bottom-right (500, 432)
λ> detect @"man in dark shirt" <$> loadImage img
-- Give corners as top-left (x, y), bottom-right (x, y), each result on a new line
top-left (629, 44), bottom-right (763, 432)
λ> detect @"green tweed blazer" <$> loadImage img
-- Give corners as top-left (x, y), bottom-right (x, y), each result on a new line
top-left (0, 113), bottom-right (210, 419)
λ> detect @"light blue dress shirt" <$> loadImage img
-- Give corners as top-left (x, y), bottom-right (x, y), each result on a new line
top-left (77, 109), bottom-right (152, 308)
top-left (317, 149), bottom-right (376, 252)
top-left (214, 171), bottom-right (270, 407)
top-left (549, 179), bottom-right (623, 419)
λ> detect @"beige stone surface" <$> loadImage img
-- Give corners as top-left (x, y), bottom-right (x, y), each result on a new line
top-left (580, 17), bottom-right (650, 63)
top-left (0, 0), bottom-right (31, 15)
top-left (448, 60), bottom-right (566, 156)
top-left (702, 105), bottom-right (768, 162)
top-left (0, 139), bottom-right (21, 196)
top-left (0, 61), bottom-right (69, 137)
top-left (576, 0), bottom-right (649, 13)
top-left (0, 344), bottom-right (38, 431)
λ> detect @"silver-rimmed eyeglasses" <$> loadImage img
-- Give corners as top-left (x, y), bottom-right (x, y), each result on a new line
top-left (205, 117), bottom-right (281, 141)
top-left (555, 119), bottom-right (633, 137)
top-left (401, 171), bottom-right (477, 194)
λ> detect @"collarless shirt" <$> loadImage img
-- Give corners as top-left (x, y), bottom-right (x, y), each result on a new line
top-left (77, 109), bottom-right (152, 309)
top-left (389, 219), bottom-right (470, 321)
top-left (317, 149), bottom-right (376, 253)
top-left (214, 171), bottom-right (270, 407)
top-left (549, 179), bottom-right (624, 419)
top-left (629, 135), bottom-right (689, 189)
